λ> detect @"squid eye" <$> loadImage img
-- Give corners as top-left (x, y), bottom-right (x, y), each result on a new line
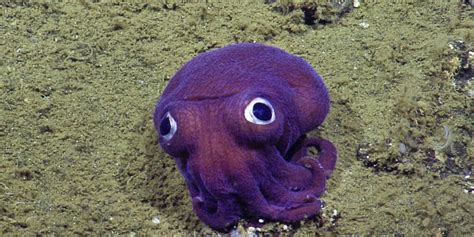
top-left (244, 97), bottom-right (275, 125)
top-left (160, 112), bottom-right (177, 141)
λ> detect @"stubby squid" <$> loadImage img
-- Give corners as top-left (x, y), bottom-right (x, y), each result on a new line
top-left (153, 43), bottom-right (337, 231)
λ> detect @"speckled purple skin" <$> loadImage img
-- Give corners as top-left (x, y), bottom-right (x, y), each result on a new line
top-left (153, 43), bottom-right (337, 231)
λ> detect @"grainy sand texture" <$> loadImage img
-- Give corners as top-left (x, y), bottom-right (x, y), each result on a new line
top-left (1, 1), bottom-right (472, 235)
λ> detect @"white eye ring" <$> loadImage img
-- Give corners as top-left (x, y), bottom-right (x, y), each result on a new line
top-left (244, 97), bottom-right (276, 125)
top-left (160, 112), bottom-right (177, 141)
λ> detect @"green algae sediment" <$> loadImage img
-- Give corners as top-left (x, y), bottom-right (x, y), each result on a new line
top-left (0, 1), bottom-right (472, 235)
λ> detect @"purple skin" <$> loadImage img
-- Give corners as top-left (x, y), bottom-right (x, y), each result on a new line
top-left (153, 43), bottom-right (337, 231)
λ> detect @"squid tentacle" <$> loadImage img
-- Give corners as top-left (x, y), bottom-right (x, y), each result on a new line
top-left (192, 194), bottom-right (241, 231)
top-left (302, 138), bottom-right (337, 177)
top-left (288, 137), bottom-right (337, 176)
top-left (294, 156), bottom-right (327, 197)
top-left (232, 171), bottom-right (322, 223)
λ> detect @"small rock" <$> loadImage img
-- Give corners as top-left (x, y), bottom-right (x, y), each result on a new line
top-left (353, 0), bottom-right (360, 8)
top-left (359, 21), bottom-right (369, 29)
top-left (152, 216), bottom-right (160, 224)
top-left (399, 143), bottom-right (408, 155)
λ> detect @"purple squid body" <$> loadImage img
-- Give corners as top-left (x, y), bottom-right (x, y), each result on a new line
top-left (153, 43), bottom-right (337, 231)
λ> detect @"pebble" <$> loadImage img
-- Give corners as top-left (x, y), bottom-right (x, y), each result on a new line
top-left (353, 0), bottom-right (360, 8)
top-left (359, 21), bottom-right (369, 29)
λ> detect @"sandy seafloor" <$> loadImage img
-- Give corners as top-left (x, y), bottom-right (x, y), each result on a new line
top-left (1, 1), bottom-right (473, 235)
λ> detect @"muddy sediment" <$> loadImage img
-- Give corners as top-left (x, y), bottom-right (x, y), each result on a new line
top-left (1, 1), bottom-right (472, 235)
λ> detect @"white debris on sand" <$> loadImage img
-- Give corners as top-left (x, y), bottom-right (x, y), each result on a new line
top-left (354, 0), bottom-right (361, 8)
top-left (151, 216), bottom-right (160, 224)
top-left (359, 21), bottom-right (369, 29)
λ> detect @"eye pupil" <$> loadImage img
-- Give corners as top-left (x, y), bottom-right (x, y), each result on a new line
top-left (160, 117), bottom-right (171, 135)
top-left (244, 97), bottom-right (275, 125)
top-left (253, 102), bottom-right (272, 121)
